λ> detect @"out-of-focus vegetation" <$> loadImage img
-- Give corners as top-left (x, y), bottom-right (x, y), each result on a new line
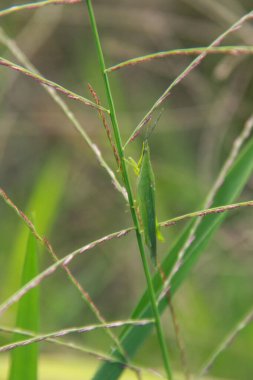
top-left (0, 0), bottom-right (253, 379)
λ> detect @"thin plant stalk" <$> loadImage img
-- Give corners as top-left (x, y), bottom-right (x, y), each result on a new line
top-left (93, 125), bottom-right (253, 379)
top-left (160, 200), bottom-right (253, 228)
top-left (84, 0), bottom-right (173, 378)
top-left (0, 57), bottom-right (108, 112)
top-left (124, 11), bottom-right (253, 148)
top-left (0, 319), bottom-right (154, 353)
top-left (0, 325), bottom-right (116, 362)
top-left (0, 0), bottom-right (80, 18)
top-left (0, 188), bottom-right (129, 361)
top-left (2, 183), bottom-right (253, 252)
top-left (0, 225), bottom-right (131, 319)
top-left (0, 326), bottom-right (162, 379)
top-left (106, 45), bottom-right (253, 72)
top-left (198, 305), bottom-right (253, 377)
top-left (0, 27), bottom-right (127, 201)
top-left (2, 183), bottom-right (253, 318)
top-left (159, 113), bottom-right (253, 300)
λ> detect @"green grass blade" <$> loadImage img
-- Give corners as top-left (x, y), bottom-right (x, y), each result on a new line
top-left (4, 153), bottom-right (68, 302)
top-left (93, 136), bottom-right (253, 380)
top-left (8, 229), bottom-right (39, 380)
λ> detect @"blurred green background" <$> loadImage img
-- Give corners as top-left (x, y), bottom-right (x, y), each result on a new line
top-left (0, 0), bottom-right (253, 379)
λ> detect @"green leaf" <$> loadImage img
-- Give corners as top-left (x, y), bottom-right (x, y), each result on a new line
top-left (93, 136), bottom-right (253, 380)
top-left (4, 153), bottom-right (68, 301)
top-left (8, 228), bottom-right (39, 380)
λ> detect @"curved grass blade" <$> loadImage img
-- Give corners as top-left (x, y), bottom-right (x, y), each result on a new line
top-left (92, 135), bottom-right (253, 380)
top-left (8, 229), bottom-right (39, 380)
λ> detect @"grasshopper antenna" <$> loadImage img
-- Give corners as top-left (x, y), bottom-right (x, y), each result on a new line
top-left (144, 108), bottom-right (165, 142)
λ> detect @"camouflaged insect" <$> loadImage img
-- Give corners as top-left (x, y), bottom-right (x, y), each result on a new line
top-left (137, 140), bottom-right (157, 266)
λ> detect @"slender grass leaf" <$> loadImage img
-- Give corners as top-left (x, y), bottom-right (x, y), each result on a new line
top-left (4, 153), bottom-right (68, 302)
top-left (93, 136), bottom-right (253, 380)
top-left (8, 228), bottom-right (39, 380)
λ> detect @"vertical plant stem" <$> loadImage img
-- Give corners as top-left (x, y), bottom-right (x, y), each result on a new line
top-left (84, 1), bottom-right (172, 378)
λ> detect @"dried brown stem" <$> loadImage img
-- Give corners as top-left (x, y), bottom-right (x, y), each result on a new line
top-left (88, 83), bottom-right (121, 169)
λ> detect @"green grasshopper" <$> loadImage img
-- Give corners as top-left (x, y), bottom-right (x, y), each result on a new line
top-left (137, 140), bottom-right (158, 266)
top-left (127, 115), bottom-right (164, 267)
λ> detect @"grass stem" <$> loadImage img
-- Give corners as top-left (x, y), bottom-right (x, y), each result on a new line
top-left (0, 319), bottom-right (154, 353)
top-left (0, 325), bottom-right (161, 378)
top-left (84, 0), bottom-right (173, 378)
top-left (198, 305), bottom-right (253, 377)
top-left (0, 27), bottom-right (127, 200)
top-left (0, 56), bottom-right (108, 112)
top-left (0, 0), bottom-right (80, 18)
top-left (124, 11), bottom-right (253, 148)
top-left (106, 45), bottom-right (253, 72)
